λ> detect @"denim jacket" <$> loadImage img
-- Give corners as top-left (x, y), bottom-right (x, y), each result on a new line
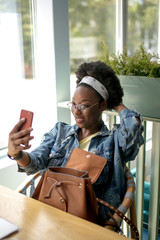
top-left (19, 109), bottom-right (144, 225)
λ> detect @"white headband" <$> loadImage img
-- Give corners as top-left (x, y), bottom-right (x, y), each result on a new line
top-left (79, 76), bottom-right (109, 101)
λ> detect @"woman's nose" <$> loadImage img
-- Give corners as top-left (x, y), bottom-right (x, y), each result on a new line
top-left (73, 106), bottom-right (81, 114)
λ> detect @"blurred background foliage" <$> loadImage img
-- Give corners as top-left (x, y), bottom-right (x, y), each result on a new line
top-left (99, 42), bottom-right (160, 77)
top-left (69, 0), bottom-right (159, 73)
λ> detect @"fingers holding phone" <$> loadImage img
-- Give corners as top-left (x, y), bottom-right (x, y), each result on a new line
top-left (8, 110), bottom-right (34, 158)
top-left (19, 110), bottom-right (34, 143)
top-left (17, 120), bottom-right (34, 148)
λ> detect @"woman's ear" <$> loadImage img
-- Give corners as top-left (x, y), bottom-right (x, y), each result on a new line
top-left (100, 101), bottom-right (107, 111)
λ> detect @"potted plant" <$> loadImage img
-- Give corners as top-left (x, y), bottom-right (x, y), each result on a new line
top-left (98, 42), bottom-right (160, 119)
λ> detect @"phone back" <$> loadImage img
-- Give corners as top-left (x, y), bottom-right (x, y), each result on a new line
top-left (20, 110), bottom-right (34, 131)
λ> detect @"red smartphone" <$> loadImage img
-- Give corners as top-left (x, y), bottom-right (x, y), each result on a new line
top-left (19, 109), bottom-right (34, 131)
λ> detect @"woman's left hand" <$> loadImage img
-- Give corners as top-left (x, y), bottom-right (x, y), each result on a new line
top-left (113, 103), bottom-right (140, 125)
top-left (113, 103), bottom-right (127, 115)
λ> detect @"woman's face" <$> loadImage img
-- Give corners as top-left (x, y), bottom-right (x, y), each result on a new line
top-left (71, 85), bottom-right (106, 129)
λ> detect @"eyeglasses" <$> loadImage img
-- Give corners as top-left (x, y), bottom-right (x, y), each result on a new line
top-left (67, 102), bottom-right (99, 112)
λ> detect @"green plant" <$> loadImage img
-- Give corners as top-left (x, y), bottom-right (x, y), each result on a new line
top-left (98, 41), bottom-right (160, 78)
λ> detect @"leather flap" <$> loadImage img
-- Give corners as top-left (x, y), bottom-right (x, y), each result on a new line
top-left (65, 148), bottom-right (107, 183)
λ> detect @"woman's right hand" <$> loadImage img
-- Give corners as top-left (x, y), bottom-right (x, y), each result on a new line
top-left (8, 118), bottom-right (34, 158)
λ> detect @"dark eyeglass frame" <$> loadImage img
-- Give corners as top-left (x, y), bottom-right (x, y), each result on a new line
top-left (67, 102), bottom-right (99, 111)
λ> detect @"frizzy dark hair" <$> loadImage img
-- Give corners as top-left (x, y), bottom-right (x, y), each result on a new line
top-left (75, 60), bottom-right (124, 110)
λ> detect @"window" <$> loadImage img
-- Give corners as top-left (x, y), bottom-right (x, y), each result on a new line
top-left (128, 0), bottom-right (159, 54)
top-left (0, 0), bottom-right (35, 157)
top-left (69, 0), bottom-right (116, 74)
top-left (0, 0), bottom-right (56, 161)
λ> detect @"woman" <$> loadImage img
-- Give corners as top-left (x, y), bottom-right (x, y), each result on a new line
top-left (8, 61), bottom-right (144, 226)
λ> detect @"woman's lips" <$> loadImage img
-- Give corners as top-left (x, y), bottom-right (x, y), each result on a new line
top-left (75, 117), bottom-right (84, 123)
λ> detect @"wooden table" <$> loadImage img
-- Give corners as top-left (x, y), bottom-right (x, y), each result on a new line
top-left (0, 185), bottom-right (127, 240)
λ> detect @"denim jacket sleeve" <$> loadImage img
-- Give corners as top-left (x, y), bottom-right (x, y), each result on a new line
top-left (18, 123), bottom-right (59, 175)
top-left (116, 108), bottom-right (144, 162)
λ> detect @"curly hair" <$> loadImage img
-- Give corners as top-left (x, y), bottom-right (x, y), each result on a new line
top-left (75, 60), bottom-right (124, 110)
